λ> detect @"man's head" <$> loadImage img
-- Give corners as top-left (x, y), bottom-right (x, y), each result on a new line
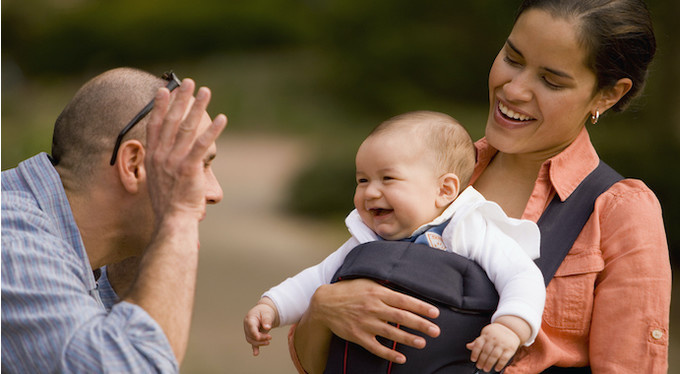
top-left (50, 67), bottom-right (224, 265)
top-left (353, 111), bottom-right (476, 240)
top-left (51, 67), bottom-right (165, 180)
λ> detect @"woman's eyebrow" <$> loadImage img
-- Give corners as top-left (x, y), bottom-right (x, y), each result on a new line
top-left (506, 39), bottom-right (523, 58)
top-left (506, 39), bottom-right (574, 80)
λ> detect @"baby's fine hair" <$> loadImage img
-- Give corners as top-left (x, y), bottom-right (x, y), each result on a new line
top-left (369, 111), bottom-right (477, 187)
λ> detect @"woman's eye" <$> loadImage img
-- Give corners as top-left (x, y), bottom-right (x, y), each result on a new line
top-left (503, 55), bottom-right (521, 67)
top-left (542, 76), bottom-right (563, 90)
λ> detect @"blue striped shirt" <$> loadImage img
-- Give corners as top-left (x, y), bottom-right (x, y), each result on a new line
top-left (2, 153), bottom-right (178, 373)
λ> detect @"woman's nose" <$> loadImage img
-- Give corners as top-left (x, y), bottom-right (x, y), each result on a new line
top-left (503, 71), bottom-right (533, 102)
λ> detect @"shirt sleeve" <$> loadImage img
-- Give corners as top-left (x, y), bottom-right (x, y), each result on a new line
top-left (263, 237), bottom-right (359, 326)
top-left (444, 207), bottom-right (546, 345)
top-left (588, 181), bottom-right (671, 373)
top-left (1, 204), bottom-right (178, 373)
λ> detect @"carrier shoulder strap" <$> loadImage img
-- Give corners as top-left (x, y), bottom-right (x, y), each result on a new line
top-left (535, 160), bottom-right (623, 286)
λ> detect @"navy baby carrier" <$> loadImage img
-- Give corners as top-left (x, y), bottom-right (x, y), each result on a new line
top-left (324, 161), bottom-right (622, 374)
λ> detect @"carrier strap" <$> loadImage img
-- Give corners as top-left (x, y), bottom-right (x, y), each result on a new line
top-left (535, 160), bottom-right (623, 286)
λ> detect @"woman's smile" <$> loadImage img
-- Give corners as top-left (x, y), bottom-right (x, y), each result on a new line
top-left (493, 101), bottom-right (536, 130)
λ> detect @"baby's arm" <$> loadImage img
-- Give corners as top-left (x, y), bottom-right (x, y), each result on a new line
top-left (444, 199), bottom-right (545, 370)
top-left (466, 315), bottom-right (531, 372)
top-left (243, 237), bottom-right (360, 356)
top-left (244, 297), bottom-right (280, 356)
top-left (263, 237), bottom-right (359, 326)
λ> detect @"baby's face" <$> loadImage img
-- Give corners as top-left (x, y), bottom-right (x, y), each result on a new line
top-left (354, 132), bottom-right (444, 240)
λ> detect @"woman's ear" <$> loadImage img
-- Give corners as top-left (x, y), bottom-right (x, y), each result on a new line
top-left (436, 173), bottom-right (460, 208)
top-left (115, 140), bottom-right (146, 194)
top-left (595, 77), bottom-right (633, 114)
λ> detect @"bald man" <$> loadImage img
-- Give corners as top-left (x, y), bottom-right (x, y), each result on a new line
top-left (1, 67), bottom-right (227, 373)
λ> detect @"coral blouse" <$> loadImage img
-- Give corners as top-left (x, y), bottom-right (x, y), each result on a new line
top-left (471, 128), bottom-right (671, 373)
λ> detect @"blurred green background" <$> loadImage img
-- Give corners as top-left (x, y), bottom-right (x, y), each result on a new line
top-left (3, 0), bottom-right (678, 258)
top-left (2, 0), bottom-right (678, 372)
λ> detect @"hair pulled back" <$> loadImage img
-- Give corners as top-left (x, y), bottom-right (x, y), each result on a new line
top-left (517, 0), bottom-right (656, 112)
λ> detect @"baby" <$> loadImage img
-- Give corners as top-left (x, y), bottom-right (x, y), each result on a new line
top-left (244, 111), bottom-right (545, 372)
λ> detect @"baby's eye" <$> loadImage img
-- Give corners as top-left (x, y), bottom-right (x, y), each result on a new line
top-left (357, 178), bottom-right (368, 184)
top-left (383, 176), bottom-right (394, 181)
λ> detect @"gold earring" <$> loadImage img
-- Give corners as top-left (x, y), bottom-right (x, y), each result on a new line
top-left (591, 110), bottom-right (600, 125)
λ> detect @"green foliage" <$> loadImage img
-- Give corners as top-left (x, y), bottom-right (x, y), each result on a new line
top-left (2, 0), bottom-right (678, 260)
top-left (310, 0), bottom-right (518, 113)
top-left (285, 149), bottom-right (357, 220)
top-left (1, 0), bottom-right (313, 76)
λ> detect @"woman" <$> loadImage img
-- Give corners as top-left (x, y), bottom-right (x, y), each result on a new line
top-left (291, 0), bottom-right (671, 372)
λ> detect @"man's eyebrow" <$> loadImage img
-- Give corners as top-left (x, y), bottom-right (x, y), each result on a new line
top-left (506, 39), bottom-right (574, 80)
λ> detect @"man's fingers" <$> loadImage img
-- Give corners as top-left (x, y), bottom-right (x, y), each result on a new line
top-left (172, 86), bottom-right (211, 155)
top-left (157, 78), bottom-right (195, 151)
top-left (186, 114), bottom-right (227, 163)
top-left (146, 88), bottom-right (170, 152)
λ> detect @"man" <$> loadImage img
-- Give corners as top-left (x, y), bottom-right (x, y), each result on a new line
top-left (1, 67), bottom-right (227, 372)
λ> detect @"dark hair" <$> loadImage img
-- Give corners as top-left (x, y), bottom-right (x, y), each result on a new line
top-left (516, 0), bottom-right (656, 112)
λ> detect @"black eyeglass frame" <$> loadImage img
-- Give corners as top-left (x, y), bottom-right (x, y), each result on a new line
top-left (109, 71), bottom-right (182, 165)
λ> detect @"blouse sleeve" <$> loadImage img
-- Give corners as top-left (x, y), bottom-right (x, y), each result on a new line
top-left (589, 180), bottom-right (671, 373)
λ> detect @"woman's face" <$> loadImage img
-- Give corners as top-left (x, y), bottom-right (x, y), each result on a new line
top-left (486, 9), bottom-right (601, 158)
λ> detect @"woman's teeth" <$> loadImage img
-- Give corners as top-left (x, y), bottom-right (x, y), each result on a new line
top-left (499, 102), bottom-right (532, 121)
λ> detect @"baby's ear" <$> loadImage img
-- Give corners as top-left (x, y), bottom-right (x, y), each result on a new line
top-left (436, 173), bottom-right (460, 208)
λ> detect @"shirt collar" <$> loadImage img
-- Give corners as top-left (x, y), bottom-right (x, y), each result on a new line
top-left (472, 127), bottom-right (600, 202)
top-left (345, 187), bottom-right (482, 242)
top-left (17, 153), bottom-right (94, 274)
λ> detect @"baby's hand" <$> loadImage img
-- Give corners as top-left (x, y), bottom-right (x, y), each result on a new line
top-left (466, 322), bottom-right (521, 372)
top-left (243, 297), bottom-right (280, 356)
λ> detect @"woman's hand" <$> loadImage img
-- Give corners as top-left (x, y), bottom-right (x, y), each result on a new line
top-left (294, 278), bottom-right (441, 372)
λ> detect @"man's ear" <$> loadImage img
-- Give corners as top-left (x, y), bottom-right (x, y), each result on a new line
top-left (436, 173), bottom-right (460, 209)
top-left (115, 140), bottom-right (146, 194)
top-left (594, 77), bottom-right (633, 115)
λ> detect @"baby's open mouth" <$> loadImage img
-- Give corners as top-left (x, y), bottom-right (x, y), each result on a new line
top-left (370, 208), bottom-right (393, 217)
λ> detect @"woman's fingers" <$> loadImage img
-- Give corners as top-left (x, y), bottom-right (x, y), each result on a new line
top-left (377, 290), bottom-right (440, 338)
top-left (312, 279), bottom-right (441, 363)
